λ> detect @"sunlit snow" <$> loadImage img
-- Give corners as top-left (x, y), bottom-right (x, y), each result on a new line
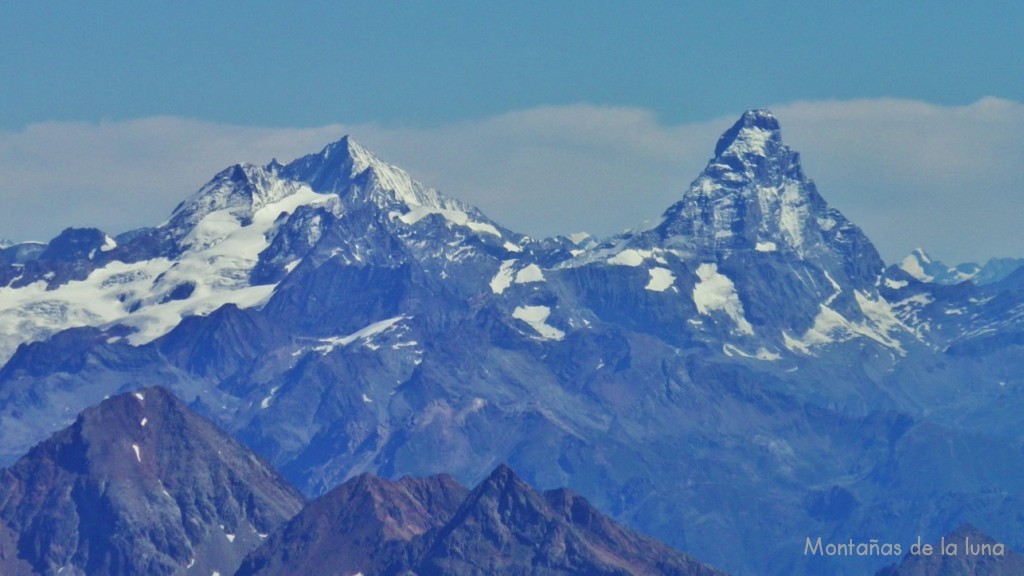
top-left (783, 292), bottom-right (906, 354)
top-left (0, 183), bottom-right (333, 363)
top-left (514, 264), bottom-right (545, 284)
top-left (691, 263), bottom-right (754, 335)
top-left (899, 249), bottom-right (934, 282)
top-left (512, 306), bottom-right (564, 340)
top-left (884, 278), bottom-right (909, 289)
top-left (645, 267), bottom-right (675, 292)
top-left (607, 249), bottom-right (645, 267)
top-left (489, 260), bottom-right (516, 294)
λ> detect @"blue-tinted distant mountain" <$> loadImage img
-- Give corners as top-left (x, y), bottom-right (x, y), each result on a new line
top-left (898, 247), bottom-right (1024, 285)
top-left (1, 111), bottom-right (1023, 575)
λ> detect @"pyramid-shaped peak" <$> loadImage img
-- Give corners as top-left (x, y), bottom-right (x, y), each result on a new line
top-left (319, 135), bottom-right (370, 162)
top-left (714, 108), bottom-right (783, 158)
top-left (282, 134), bottom-right (421, 198)
top-left (478, 463), bottom-right (524, 491)
top-left (309, 134), bottom-right (385, 175)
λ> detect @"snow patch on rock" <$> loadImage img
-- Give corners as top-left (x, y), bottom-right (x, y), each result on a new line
top-left (514, 264), bottom-right (545, 284)
top-left (512, 306), bottom-right (564, 340)
top-left (645, 267), bottom-right (675, 292)
top-left (692, 263), bottom-right (754, 335)
top-left (489, 260), bottom-right (516, 294)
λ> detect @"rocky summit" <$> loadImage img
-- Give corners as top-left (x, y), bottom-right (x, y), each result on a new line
top-left (237, 464), bottom-right (726, 576)
top-left (1, 110), bottom-right (1023, 575)
top-left (0, 386), bottom-right (303, 576)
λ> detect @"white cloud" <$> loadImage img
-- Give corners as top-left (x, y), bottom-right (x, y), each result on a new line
top-left (2, 98), bottom-right (1021, 264)
top-left (768, 97), bottom-right (1024, 264)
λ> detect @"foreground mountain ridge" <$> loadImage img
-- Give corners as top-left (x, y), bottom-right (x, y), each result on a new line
top-left (0, 388), bottom-right (726, 575)
top-left (1, 110), bottom-right (1023, 575)
top-left (237, 463), bottom-right (727, 576)
top-left (0, 386), bottom-right (303, 576)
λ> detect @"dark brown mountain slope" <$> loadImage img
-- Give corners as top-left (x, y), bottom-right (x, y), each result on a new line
top-left (0, 386), bottom-right (304, 576)
top-left (238, 464), bottom-right (726, 576)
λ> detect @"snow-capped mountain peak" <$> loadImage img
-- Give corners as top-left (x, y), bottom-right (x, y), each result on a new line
top-left (899, 248), bottom-right (939, 282)
top-left (650, 110), bottom-right (882, 283)
top-left (713, 108), bottom-right (784, 160)
top-left (275, 136), bottom-right (511, 243)
top-left (0, 135), bottom-right (518, 365)
top-left (284, 137), bottom-right (443, 211)
top-left (895, 248), bottom-right (1024, 286)
top-left (166, 162), bottom-right (311, 238)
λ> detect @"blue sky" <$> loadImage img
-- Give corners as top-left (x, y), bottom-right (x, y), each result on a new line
top-left (2, 2), bottom-right (1022, 264)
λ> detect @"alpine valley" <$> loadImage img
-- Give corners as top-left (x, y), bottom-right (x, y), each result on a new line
top-left (1, 110), bottom-right (1023, 575)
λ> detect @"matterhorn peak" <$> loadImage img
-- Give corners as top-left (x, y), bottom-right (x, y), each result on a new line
top-left (713, 108), bottom-right (783, 159)
top-left (649, 109), bottom-right (883, 286)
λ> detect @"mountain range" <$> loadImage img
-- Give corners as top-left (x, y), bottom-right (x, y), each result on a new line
top-left (1, 109), bottom-right (1023, 575)
top-left (1, 387), bottom-right (726, 575)
top-left (237, 462), bottom-right (725, 576)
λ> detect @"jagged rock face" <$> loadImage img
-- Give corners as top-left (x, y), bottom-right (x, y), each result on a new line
top-left (655, 110), bottom-right (883, 286)
top-left (1, 111), bottom-right (1024, 576)
top-left (874, 524), bottom-right (1024, 576)
top-left (236, 472), bottom-right (469, 576)
top-left (0, 386), bottom-right (303, 576)
top-left (238, 465), bottom-right (727, 576)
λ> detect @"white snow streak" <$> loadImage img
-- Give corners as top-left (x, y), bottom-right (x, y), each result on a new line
top-left (398, 205), bottom-right (501, 237)
top-left (260, 386), bottom-right (281, 409)
top-left (722, 344), bottom-right (781, 361)
top-left (314, 315), bottom-right (408, 354)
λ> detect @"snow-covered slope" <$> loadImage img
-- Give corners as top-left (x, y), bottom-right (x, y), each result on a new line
top-left (0, 137), bottom-right (521, 365)
top-left (556, 110), bottom-right (912, 359)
